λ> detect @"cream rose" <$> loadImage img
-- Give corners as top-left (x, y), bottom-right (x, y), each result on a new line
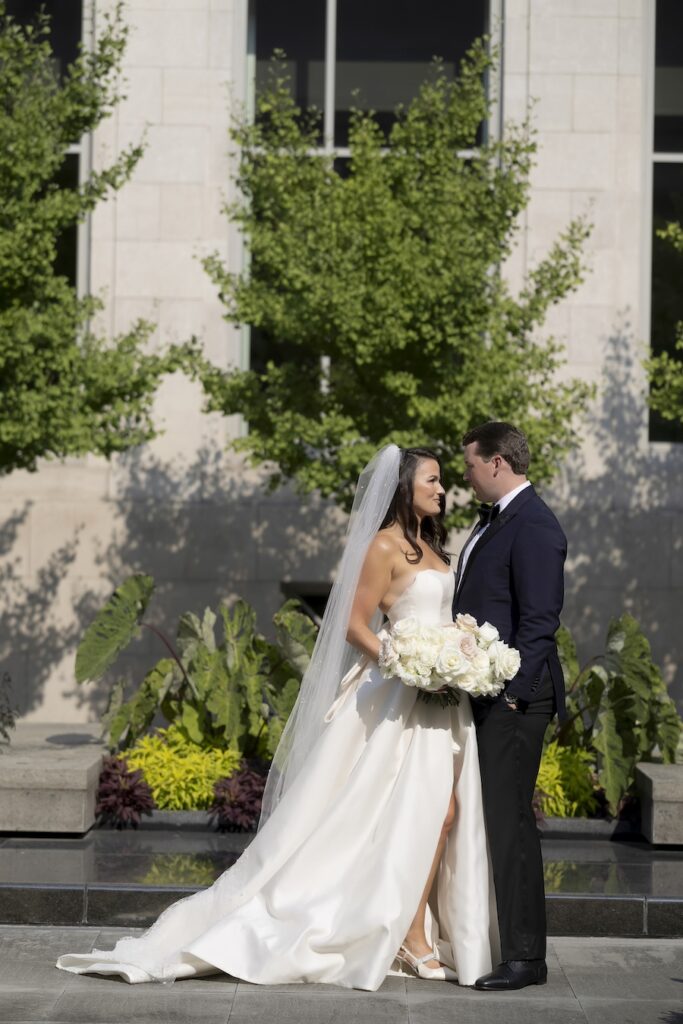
top-left (459, 633), bottom-right (478, 659)
top-left (455, 613), bottom-right (478, 634)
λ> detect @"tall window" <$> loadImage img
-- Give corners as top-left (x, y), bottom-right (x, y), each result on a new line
top-left (5, 1), bottom-right (85, 291)
top-left (249, 0), bottom-right (491, 373)
top-left (650, 0), bottom-right (683, 442)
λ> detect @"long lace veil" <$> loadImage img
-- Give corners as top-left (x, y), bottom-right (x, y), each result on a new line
top-left (259, 444), bottom-right (401, 828)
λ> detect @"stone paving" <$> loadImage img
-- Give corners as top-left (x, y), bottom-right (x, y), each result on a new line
top-left (0, 926), bottom-right (682, 1024)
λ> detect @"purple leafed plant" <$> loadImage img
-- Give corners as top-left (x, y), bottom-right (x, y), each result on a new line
top-left (96, 755), bottom-right (156, 829)
top-left (209, 763), bottom-right (267, 833)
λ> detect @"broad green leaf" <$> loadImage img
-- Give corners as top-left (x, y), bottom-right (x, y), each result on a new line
top-left (176, 608), bottom-right (216, 661)
top-left (265, 678), bottom-right (301, 755)
top-left (273, 601), bottom-right (318, 676)
top-left (179, 703), bottom-right (204, 745)
top-left (108, 658), bottom-right (175, 750)
top-left (555, 625), bottom-right (579, 690)
top-left (75, 574), bottom-right (154, 684)
top-left (592, 707), bottom-right (630, 815)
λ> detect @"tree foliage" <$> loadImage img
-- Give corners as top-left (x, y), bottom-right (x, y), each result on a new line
top-left (201, 44), bottom-right (593, 524)
top-left (0, 2), bottom-right (198, 475)
top-left (646, 220), bottom-right (683, 425)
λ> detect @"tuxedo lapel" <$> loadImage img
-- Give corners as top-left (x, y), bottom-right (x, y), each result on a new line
top-left (457, 485), bottom-right (537, 594)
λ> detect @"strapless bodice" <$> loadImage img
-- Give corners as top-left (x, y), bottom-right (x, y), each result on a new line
top-left (386, 569), bottom-right (455, 628)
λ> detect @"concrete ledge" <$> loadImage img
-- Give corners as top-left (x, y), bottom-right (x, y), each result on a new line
top-left (0, 723), bottom-right (105, 834)
top-left (636, 763), bottom-right (683, 845)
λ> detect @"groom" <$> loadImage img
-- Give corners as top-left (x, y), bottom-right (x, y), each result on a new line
top-left (453, 421), bottom-right (567, 991)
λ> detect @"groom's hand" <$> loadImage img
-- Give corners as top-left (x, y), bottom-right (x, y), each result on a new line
top-left (501, 692), bottom-right (521, 712)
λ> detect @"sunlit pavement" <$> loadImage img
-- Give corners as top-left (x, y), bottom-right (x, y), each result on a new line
top-left (1, 927), bottom-right (682, 1024)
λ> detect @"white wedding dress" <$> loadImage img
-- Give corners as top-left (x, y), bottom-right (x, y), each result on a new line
top-left (57, 568), bottom-right (499, 989)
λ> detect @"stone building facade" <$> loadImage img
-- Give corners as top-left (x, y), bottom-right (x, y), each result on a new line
top-left (1, 0), bottom-right (682, 721)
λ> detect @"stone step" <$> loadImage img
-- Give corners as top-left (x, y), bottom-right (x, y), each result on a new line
top-left (0, 882), bottom-right (680, 937)
top-left (0, 723), bottom-right (104, 834)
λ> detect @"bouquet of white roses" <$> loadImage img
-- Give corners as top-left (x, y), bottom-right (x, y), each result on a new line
top-left (378, 613), bottom-right (521, 706)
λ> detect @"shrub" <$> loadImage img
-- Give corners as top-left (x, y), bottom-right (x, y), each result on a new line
top-left (124, 724), bottom-right (242, 810)
top-left (209, 764), bottom-right (267, 832)
top-left (536, 740), bottom-right (597, 819)
top-left (95, 755), bottom-right (155, 829)
top-left (75, 575), bottom-right (314, 757)
top-left (553, 614), bottom-right (682, 814)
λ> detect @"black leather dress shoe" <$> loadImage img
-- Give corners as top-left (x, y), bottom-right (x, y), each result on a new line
top-left (474, 959), bottom-right (547, 991)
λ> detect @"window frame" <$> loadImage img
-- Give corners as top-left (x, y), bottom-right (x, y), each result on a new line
top-left (644, 0), bottom-right (683, 445)
top-left (242, 0), bottom-right (502, 374)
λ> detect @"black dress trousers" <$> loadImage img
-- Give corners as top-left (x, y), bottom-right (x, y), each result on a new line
top-left (472, 678), bottom-right (555, 962)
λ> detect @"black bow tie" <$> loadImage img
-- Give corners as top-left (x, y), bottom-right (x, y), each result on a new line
top-left (477, 504), bottom-right (500, 527)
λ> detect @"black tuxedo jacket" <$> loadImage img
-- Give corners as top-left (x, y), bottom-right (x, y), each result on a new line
top-left (452, 485), bottom-right (567, 717)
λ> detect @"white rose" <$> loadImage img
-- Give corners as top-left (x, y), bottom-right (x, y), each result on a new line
top-left (394, 635), bottom-right (420, 658)
top-left (392, 617), bottom-right (420, 639)
top-left (434, 640), bottom-right (470, 685)
top-left (477, 621), bottom-right (500, 648)
top-left (420, 625), bottom-right (445, 647)
top-left (455, 613), bottom-right (478, 634)
top-left (488, 640), bottom-right (521, 684)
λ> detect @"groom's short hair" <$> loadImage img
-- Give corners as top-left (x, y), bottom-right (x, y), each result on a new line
top-left (462, 422), bottom-right (530, 475)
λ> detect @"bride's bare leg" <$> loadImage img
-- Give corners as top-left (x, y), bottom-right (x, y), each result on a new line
top-left (402, 791), bottom-right (456, 969)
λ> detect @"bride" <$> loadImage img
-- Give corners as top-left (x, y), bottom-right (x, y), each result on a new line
top-left (57, 445), bottom-right (499, 989)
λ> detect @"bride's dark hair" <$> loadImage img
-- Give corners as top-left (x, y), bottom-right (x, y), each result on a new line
top-left (380, 447), bottom-right (450, 566)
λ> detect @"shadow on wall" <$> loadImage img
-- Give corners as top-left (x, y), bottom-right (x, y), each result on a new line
top-left (11, 327), bottom-right (681, 720)
top-left (63, 446), bottom-right (344, 720)
top-left (0, 504), bottom-right (86, 716)
top-left (550, 322), bottom-right (683, 710)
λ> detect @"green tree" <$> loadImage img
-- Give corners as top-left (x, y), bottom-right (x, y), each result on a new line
top-left (646, 221), bottom-right (683, 426)
top-left (0, 2), bottom-right (198, 475)
top-left (201, 45), bottom-right (593, 525)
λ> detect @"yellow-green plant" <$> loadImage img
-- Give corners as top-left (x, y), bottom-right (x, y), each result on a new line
top-left (124, 724), bottom-right (241, 810)
top-left (536, 740), bottom-right (597, 818)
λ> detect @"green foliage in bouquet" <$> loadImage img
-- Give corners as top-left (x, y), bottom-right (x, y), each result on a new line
top-left (124, 724), bottom-right (241, 810)
top-left (552, 614), bottom-right (681, 815)
top-left (536, 740), bottom-right (597, 818)
top-left (76, 573), bottom-right (316, 757)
